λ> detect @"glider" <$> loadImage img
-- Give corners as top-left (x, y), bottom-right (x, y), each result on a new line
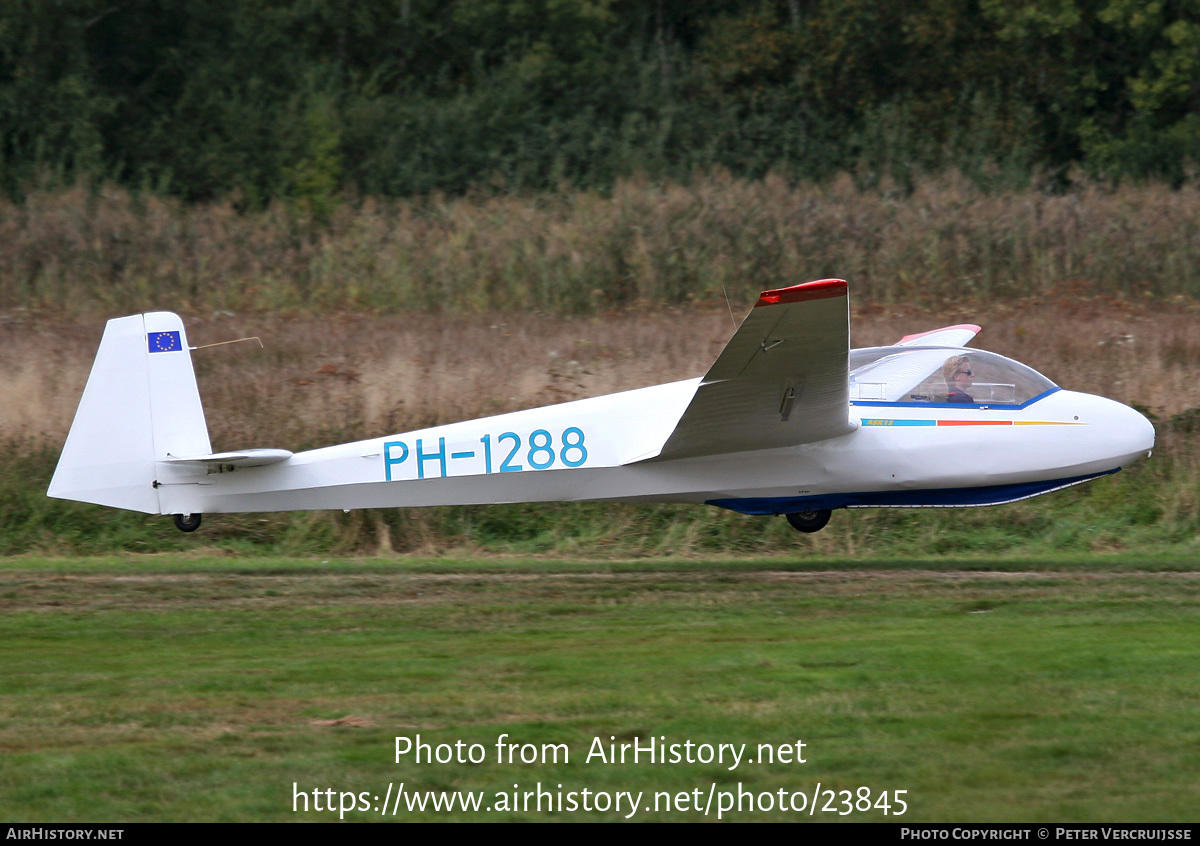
top-left (48, 279), bottom-right (1155, 535)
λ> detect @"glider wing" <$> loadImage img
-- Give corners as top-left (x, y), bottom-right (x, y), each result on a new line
top-left (639, 279), bottom-right (854, 462)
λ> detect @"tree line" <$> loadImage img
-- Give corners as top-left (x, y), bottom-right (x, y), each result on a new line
top-left (2, 0), bottom-right (1198, 204)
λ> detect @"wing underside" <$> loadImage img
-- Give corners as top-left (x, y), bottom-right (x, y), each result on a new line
top-left (637, 279), bottom-right (854, 463)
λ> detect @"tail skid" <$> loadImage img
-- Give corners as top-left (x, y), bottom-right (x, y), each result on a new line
top-left (48, 312), bottom-right (212, 514)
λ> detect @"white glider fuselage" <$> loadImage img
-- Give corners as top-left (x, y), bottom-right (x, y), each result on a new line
top-left (48, 279), bottom-right (1155, 530)
top-left (153, 381), bottom-right (1152, 518)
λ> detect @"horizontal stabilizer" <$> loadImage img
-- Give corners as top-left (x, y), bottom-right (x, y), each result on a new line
top-left (164, 448), bottom-right (293, 468)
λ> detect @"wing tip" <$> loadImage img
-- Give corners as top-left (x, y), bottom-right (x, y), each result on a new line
top-left (755, 278), bottom-right (847, 307)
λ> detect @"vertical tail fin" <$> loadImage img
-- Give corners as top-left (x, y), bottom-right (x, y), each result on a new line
top-left (48, 312), bottom-right (211, 514)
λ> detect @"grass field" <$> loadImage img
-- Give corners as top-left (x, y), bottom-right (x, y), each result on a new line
top-left (2, 555), bottom-right (1197, 822)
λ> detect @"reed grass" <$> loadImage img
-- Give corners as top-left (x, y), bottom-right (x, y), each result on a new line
top-left (2, 174), bottom-right (1199, 318)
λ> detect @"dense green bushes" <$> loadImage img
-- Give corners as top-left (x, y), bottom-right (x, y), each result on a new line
top-left (3, 1), bottom-right (1199, 203)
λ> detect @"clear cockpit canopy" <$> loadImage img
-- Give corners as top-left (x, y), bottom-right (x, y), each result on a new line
top-left (848, 346), bottom-right (1058, 406)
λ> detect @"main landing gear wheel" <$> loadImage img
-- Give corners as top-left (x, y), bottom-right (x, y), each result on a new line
top-left (785, 509), bottom-right (831, 534)
top-left (173, 513), bottom-right (202, 533)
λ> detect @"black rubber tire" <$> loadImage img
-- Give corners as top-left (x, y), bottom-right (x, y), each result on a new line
top-left (173, 513), bottom-right (202, 533)
top-left (784, 509), bottom-right (832, 534)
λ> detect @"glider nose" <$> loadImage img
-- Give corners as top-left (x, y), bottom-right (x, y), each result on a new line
top-left (1131, 402), bottom-right (1155, 455)
top-left (1099, 397), bottom-right (1156, 467)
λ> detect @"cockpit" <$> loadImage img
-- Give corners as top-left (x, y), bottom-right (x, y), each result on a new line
top-left (848, 346), bottom-right (1058, 407)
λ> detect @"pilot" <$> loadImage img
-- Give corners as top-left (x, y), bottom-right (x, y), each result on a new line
top-left (942, 355), bottom-right (974, 403)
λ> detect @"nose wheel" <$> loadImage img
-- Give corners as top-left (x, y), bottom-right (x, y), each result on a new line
top-left (172, 513), bottom-right (202, 532)
top-left (785, 509), bottom-right (831, 534)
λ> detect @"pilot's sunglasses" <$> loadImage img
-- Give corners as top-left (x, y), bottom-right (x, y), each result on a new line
top-left (956, 369), bottom-right (973, 376)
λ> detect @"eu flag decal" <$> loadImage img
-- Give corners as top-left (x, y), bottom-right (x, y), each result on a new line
top-left (148, 331), bottom-right (182, 353)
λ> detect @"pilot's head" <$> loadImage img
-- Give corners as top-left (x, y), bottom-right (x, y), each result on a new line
top-left (943, 355), bottom-right (973, 390)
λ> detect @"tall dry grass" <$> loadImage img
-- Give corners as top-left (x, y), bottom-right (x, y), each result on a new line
top-left (2, 174), bottom-right (1199, 317)
top-left (3, 304), bottom-right (1196, 557)
top-left (5, 303), bottom-right (1197, 448)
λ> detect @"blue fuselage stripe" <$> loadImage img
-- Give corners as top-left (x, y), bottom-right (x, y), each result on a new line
top-left (860, 418), bottom-right (936, 427)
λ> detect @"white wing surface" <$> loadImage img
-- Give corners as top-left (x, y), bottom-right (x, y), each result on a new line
top-left (639, 279), bottom-right (854, 462)
top-left (894, 324), bottom-right (980, 347)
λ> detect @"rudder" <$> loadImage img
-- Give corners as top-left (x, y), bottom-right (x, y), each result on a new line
top-left (48, 312), bottom-right (211, 513)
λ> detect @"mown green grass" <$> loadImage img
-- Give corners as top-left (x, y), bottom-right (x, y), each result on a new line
top-left (1, 557), bottom-right (1197, 821)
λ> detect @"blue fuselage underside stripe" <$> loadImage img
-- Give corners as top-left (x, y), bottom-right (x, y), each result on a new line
top-left (706, 469), bottom-right (1119, 515)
